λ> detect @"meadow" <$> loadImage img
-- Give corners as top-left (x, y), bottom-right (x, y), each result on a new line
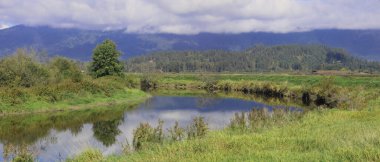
top-left (67, 73), bottom-right (380, 162)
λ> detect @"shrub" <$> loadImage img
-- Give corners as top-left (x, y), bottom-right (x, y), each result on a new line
top-left (0, 49), bottom-right (49, 87)
top-left (49, 57), bottom-right (83, 83)
top-left (140, 73), bottom-right (160, 90)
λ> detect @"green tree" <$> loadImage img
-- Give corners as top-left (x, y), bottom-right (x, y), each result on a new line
top-left (90, 39), bottom-right (123, 78)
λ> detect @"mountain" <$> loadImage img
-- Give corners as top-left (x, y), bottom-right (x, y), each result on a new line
top-left (125, 45), bottom-right (380, 73)
top-left (0, 25), bottom-right (380, 61)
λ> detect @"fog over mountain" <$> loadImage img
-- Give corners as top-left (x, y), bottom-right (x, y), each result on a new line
top-left (0, 25), bottom-right (380, 61)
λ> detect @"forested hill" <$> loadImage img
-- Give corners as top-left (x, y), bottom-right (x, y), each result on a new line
top-left (125, 45), bottom-right (380, 73)
top-left (1, 26), bottom-right (380, 61)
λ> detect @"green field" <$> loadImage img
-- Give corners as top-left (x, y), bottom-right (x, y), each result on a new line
top-left (105, 109), bottom-right (380, 162)
top-left (153, 73), bottom-right (380, 88)
top-left (67, 73), bottom-right (380, 162)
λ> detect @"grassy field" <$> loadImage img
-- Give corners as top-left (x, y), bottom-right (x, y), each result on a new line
top-left (0, 75), bottom-right (148, 115)
top-left (0, 88), bottom-right (148, 115)
top-left (151, 73), bottom-right (380, 88)
top-left (67, 73), bottom-right (380, 162)
top-left (104, 107), bottom-right (380, 161)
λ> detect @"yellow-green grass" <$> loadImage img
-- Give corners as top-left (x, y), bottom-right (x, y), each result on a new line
top-left (103, 98), bottom-right (380, 162)
top-left (143, 73), bottom-right (380, 88)
top-left (0, 88), bottom-right (149, 115)
top-left (66, 73), bottom-right (380, 162)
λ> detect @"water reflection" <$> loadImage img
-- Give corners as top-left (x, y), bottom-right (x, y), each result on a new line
top-left (0, 94), bottom-right (302, 162)
top-left (93, 119), bottom-right (122, 147)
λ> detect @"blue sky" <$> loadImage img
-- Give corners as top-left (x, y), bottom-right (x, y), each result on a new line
top-left (1, 0), bottom-right (380, 34)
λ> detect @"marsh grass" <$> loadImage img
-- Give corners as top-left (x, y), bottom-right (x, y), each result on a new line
top-left (66, 149), bottom-right (103, 162)
top-left (104, 108), bottom-right (380, 162)
top-left (131, 117), bottom-right (209, 152)
top-left (168, 121), bottom-right (185, 141)
top-left (147, 73), bottom-right (378, 109)
top-left (132, 120), bottom-right (165, 150)
top-left (67, 73), bottom-right (380, 161)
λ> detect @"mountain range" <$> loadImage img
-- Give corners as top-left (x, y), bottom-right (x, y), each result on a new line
top-left (0, 25), bottom-right (379, 61)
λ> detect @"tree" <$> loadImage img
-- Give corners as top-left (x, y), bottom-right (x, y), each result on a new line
top-left (90, 39), bottom-right (123, 78)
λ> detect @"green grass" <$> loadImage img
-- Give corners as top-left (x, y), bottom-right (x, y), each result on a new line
top-left (0, 88), bottom-right (149, 115)
top-left (105, 101), bottom-right (380, 162)
top-left (0, 74), bottom-right (148, 114)
top-left (85, 73), bottom-right (380, 162)
top-left (153, 73), bottom-right (380, 88)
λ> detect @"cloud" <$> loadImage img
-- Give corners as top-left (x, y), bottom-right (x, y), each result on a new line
top-left (0, 0), bottom-right (380, 34)
top-left (0, 22), bottom-right (11, 29)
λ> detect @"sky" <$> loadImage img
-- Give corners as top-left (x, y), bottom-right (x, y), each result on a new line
top-left (1, 0), bottom-right (380, 34)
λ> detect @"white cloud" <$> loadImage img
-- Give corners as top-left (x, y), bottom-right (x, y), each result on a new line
top-left (0, 0), bottom-right (380, 34)
top-left (0, 24), bottom-right (10, 29)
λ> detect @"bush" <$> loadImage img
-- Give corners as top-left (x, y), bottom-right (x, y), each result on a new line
top-left (49, 57), bottom-right (83, 83)
top-left (0, 49), bottom-right (49, 87)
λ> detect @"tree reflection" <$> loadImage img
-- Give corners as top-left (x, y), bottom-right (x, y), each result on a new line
top-left (92, 119), bottom-right (123, 147)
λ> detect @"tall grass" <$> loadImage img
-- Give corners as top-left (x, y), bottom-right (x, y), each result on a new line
top-left (104, 108), bottom-right (380, 162)
top-left (141, 73), bottom-right (374, 109)
top-left (131, 117), bottom-right (209, 151)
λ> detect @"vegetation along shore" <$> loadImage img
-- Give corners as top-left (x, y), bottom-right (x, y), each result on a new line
top-left (1, 40), bottom-right (379, 162)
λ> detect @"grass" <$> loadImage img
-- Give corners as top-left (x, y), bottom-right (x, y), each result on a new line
top-left (150, 73), bottom-right (380, 88)
top-left (141, 73), bottom-right (379, 109)
top-left (69, 73), bottom-right (380, 162)
top-left (105, 101), bottom-right (380, 161)
top-left (0, 74), bottom-right (147, 115)
top-left (0, 88), bottom-right (149, 115)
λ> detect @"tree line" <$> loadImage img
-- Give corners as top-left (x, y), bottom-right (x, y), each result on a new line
top-left (124, 45), bottom-right (380, 73)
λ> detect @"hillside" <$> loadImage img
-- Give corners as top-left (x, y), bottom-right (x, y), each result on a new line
top-left (125, 45), bottom-right (380, 73)
top-left (1, 25), bottom-right (380, 60)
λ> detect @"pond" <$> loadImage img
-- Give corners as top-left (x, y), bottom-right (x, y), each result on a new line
top-left (0, 94), bottom-right (302, 162)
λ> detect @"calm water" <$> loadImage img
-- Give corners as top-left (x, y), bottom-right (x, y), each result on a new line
top-left (0, 95), bottom-right (300, 162)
